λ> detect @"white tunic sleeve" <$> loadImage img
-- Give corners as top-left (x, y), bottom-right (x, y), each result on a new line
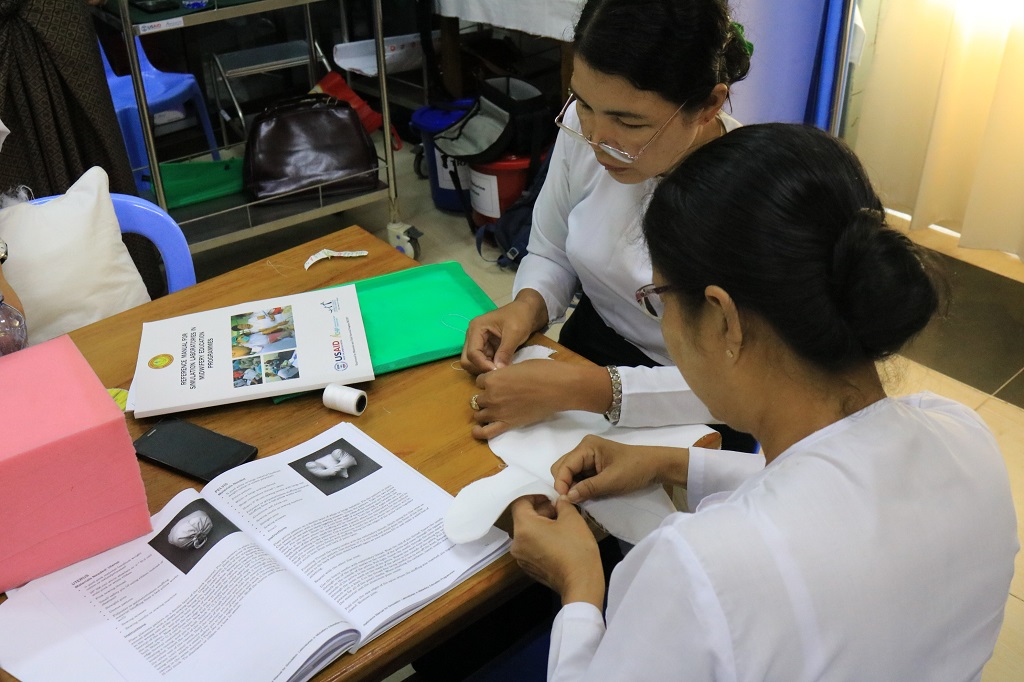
top-left (617, 365), bottom-right (715, 427)
top-left (548, 525), bottom-right (735, 682)
top-left (547, 602), bottom-right (605, 682)
top-left (686, 446), bottom-right (766, 510)
top-left (513, 127), bottom-right (579, 322)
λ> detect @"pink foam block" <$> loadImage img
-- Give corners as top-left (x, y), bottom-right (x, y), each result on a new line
top-left (0, 335), bottom-right (151, 593)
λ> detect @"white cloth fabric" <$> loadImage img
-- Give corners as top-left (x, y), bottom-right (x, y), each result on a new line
top-left (513, 105), bottom-right (740, 427)
top-left (435, 0), bottom-right (580, 41)
top-left (548, 393), bottom-right (1019, 681)
top-left (483, 411), bottom-right (712, 545)
top-left (445, 347), bottom-right (717, 545)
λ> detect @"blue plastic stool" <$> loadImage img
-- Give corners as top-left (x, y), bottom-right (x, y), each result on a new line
top-left (101, 38), bottom-right (220, 192)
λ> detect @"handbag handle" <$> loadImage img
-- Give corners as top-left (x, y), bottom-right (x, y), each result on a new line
top-left (258, 94), bottom-right (346, 117)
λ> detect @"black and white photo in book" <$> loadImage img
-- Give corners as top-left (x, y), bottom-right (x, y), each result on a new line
top-left (288, 438), bottom-right (382, 495)
top-left (149, 499), bottom-right (241, 575)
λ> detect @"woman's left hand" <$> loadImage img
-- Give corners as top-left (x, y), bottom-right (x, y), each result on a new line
top-left (470, 360), bottom-right (612, 440)
top-left (510, 495), bottom-right (605, 608)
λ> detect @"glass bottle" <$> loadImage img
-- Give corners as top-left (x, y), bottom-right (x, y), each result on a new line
top-left (0, 293), bottom-right (28, 356)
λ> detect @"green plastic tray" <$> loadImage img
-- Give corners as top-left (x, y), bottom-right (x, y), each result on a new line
top-left (349, 261), bottom-right (497, 374)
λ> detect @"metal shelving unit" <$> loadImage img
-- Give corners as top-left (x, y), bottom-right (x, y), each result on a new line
top-left (211, 39), bottom-right (332, 141)
top-left (98, 0), bottom-right (400, 253)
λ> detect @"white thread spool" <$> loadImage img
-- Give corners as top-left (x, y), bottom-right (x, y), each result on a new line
top-left (322, 383), bottom-right (367, 416)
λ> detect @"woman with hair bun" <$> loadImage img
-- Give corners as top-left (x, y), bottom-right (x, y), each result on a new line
top-left (510, 124), bottom-right (1018, 680)
top-left (461, 0), bottom-right (757, 451)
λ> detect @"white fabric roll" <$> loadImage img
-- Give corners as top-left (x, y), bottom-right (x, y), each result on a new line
top-left (322, 383), bottom-right (367, 416)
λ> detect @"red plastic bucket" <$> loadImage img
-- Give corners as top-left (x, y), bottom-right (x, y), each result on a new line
top-left (468, 154), bottom-right (532, 225)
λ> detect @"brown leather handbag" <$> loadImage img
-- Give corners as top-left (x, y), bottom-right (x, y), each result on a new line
top-left (243, 94), bottom-right (379, 201)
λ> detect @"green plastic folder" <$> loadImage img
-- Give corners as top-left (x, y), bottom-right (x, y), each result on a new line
top-left (158, 158), bottom-right (244, 209)
top-left (347, 261), bottom-right (497, 374)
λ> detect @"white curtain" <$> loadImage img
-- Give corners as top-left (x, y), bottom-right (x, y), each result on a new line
top-left (848, 0), bottom-right (1024, 257)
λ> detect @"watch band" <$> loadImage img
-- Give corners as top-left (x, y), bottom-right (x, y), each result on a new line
top-left (604, 365), bottom-right (622, 425)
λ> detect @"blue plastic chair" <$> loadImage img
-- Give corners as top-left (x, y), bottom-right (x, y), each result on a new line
top-left (100, 44), bottom-right (151, 190)
top-left (30, 193), bottom-right (196, 294)
top-left (100, 38), bottom-right (220, 191)
top-left (110, 193), bottom-right (196, 293)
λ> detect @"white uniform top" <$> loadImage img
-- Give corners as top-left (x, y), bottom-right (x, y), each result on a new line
top-left (547, 393), bottom-right (1019, 681)
top-left (513, 105), bottom-right (740, 427)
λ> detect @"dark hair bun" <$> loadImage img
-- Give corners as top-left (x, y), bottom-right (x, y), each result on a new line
top-left (829, 210), bottom-right (941, 362)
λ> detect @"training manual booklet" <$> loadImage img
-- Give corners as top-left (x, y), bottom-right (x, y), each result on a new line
top-left (0, 423), bottom-right (510, 682)
top-left (130, 285), bottom-right (374, 418)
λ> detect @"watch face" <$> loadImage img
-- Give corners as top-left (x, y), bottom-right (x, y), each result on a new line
top-left (0, 239), bottom-right (7, 264)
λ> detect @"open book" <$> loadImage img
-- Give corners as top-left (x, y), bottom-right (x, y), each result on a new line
top-left (130, 285), bottom-right (374, 418)
top-left (0, 423), bottom-right (509, 682)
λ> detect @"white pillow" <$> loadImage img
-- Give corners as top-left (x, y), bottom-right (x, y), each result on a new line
top-left (0, 167), bottom-right (151, 345)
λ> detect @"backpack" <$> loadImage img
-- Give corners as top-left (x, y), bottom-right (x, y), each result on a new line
top-left (475, 152), bottom-right (551, 269)
top-left (433, 77), bottom-right (550, 185)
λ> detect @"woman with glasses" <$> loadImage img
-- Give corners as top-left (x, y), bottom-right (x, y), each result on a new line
top-left (508, 123), bottom-right (1018, 680)
top-left (461, 0), bottom-right (755, 449)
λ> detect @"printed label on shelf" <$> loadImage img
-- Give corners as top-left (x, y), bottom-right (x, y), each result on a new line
top-left (469, 169), bottom-right (500, 219)
top-left (139, 18), bottom-right (185, 34)
top-left (435, 151), bottom-right (469, 191)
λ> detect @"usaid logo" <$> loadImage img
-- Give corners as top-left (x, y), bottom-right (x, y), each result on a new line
top-left (332, 339), bottom-right (347, 372)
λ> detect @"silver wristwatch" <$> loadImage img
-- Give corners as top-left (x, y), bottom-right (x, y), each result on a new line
top-left (604, 365), bottom-right (622, 425)
top-left (0, 238), bottom-right (7, 265)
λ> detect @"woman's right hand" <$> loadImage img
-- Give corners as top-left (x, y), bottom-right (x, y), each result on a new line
top-left (461, 290), bottom-right (548, 374)
top-left (551, 435), bottom-right (690, 503)
top-left (510, 495), bottom-right (605, 608)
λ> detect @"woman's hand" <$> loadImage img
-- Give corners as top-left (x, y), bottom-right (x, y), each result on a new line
top-left (470, 361), bottom-right (613, 440)
top-left (552, 435), bottom-right (690, 503)
top-left (510, 495), bottom-right (605, 608)
top-left (461, 290), bottom-right (548, 374)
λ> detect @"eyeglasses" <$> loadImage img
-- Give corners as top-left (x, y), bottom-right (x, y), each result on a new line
top-left (635, 283), bottom-right (676, 319)
top-left (554, 93), bottom-right (686, 165)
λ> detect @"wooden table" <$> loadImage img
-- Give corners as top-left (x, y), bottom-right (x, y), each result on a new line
top-left (0, 225), bottom-right (560, 682)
